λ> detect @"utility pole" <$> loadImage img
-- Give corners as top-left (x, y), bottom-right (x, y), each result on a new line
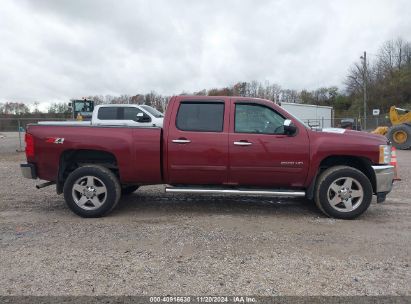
top-left (361, 51), bottom-right (367, 130)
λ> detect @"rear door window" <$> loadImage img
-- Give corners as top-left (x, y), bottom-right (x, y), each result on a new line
top-left (176, 102), bottom-right (224, 132)
top-left (98, 107), bottom-right (146, 121)
top-left (97, 107), bottom-right (118, 120)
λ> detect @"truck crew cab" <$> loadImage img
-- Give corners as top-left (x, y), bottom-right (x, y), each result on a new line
top-left (21, 96), bottom-right (395, 219)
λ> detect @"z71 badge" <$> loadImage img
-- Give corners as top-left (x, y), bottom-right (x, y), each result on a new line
top-left (45, 137), bottom-right (65, 144)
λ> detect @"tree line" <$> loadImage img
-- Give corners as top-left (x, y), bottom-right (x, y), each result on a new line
top-left (1, 38), bottom-right (410, 119)
top-left (345, 38), bottom-right (411, 116)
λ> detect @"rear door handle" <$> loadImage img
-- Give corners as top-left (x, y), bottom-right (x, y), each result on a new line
top-left (172, 138), bottom-right (191, 144)
top-left (234, 141), bottom-right (252, 146)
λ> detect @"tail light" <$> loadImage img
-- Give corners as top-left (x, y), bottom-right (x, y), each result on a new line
top-left (25, 133), bottom-right (35, 158)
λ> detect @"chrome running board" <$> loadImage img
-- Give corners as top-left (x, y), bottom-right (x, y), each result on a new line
top-left (165, 187), bottom-right (305, 197)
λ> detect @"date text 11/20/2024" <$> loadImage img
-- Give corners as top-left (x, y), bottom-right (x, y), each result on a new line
top-left (149, 296), bottom-right (257, 303)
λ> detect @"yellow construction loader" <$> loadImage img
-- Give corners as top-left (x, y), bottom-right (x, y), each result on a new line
top-left (372, 106), bottom-right (411, 149)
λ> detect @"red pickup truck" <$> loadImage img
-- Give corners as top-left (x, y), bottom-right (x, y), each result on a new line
top-left (21, 96), bottom-right (395, 219)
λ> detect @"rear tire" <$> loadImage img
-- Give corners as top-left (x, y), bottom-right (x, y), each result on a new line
top-left (387, 124), bottom-right (411, 150)
top-left (63, 165), bottom-right (121, 218)
top-left (315, 166), bottom-right (373, 219)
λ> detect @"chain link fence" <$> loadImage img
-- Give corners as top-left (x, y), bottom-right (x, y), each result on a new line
top-left (0, 118), bottom-right (68, 152)
top-left (0, 116), bottom-right (393, 153)
top-left (0, 117), bottom-right (69, 132)
top-left (302, 117), bottom-right (391, 131)
top-left (0, 116), bottom-right (392, 133)
top-left (362, 116), bottom-right (392, 131)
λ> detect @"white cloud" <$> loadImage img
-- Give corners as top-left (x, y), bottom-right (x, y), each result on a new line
top-left (0, 0), bottom-right (410, 103)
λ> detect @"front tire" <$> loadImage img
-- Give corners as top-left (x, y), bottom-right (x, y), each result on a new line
top-left (315, 166), bottom-right (373, 219)
top-left (63, 165), bottom-right (121, 218)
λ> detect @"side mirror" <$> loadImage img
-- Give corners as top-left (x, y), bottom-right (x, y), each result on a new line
top-left (284, 119), bottom-right (297, 136)
top-left (136, 112), bottom-right (151, 123)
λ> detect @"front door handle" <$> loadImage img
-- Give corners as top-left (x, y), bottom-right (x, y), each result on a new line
top-left (172, 138), bottom-right (191, 144)
top-left (234, 141), bottom-right (252, 146)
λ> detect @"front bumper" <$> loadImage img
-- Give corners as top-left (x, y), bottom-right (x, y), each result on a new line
top-left (20, 163), bottom-right (37, 179)
top-left (372, 165), bottom-right (394, 193)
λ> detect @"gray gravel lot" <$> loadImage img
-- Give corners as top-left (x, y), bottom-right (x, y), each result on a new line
top-left (0, 132), bottom-right (24, 153)
top-left (0, 133), bottom-right (410, 296)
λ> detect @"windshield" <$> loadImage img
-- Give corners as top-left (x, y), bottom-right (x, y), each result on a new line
top-left (140, 105), bottom-right (164, 118)
top-left (74, 101), bottom-right (93, 112)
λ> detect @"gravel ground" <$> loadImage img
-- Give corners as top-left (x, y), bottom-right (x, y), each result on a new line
top-left (0, 132), bottom-right (24, 153)
top-left (0, 134), bottom-right (410, 296)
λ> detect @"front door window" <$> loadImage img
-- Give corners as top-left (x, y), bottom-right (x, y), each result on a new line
top-left (235, 104), bottom-right (285, 135)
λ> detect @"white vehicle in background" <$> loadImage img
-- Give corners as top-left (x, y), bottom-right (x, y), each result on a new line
top-left (39, 104), bottom-right (164, 127)
top-left (92, 104), bottom-right (164, 127)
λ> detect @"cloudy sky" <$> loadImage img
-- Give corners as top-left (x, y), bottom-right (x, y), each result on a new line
top-left (1, 0), bottom-right (410, 108)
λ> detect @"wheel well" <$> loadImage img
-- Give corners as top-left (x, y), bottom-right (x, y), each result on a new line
top-left (306, 155), bottom-right (376, 200)
top-left (57, 149), bottom-right (118, 194)
top-left (319, 156), bottom-right (376, 191)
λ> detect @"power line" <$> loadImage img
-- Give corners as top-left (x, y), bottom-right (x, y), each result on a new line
top-left (360, 51), bottom-right (367, 130)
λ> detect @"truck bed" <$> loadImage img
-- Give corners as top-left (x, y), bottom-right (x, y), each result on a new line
top-left (27, 124), bottom-right (163, 184)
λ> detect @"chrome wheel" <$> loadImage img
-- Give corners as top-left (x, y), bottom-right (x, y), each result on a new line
top-left (327, 177), bottom-right (363, 213)
top-left (72, 176), bottom-right (107, 210)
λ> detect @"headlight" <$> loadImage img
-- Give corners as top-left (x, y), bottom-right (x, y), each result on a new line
top-left (379, 145), bottom-right (391, 164)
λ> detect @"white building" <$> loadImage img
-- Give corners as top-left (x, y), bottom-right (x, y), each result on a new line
top-left (281, 102), bottom-right (333, 128)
